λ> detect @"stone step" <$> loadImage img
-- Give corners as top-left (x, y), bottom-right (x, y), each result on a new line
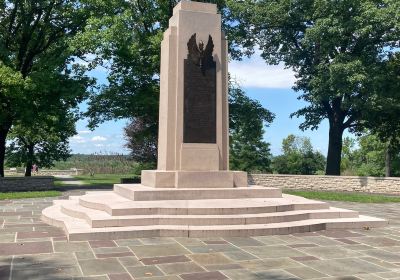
top-left (77, 192), bottom-right (330, 216)
top-left (42, 204), bottom-right (387, 241)
top-left (113, 184), bottom-right (282, 201)
top-left (59, 200), bottom-right (359, 228)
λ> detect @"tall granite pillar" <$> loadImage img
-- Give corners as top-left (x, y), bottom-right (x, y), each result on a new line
top-left (141, 1), bottom-right (247, 188)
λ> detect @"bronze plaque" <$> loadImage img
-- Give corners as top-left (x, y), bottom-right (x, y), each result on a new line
top-left (183, 34), bottom-right (216, 143)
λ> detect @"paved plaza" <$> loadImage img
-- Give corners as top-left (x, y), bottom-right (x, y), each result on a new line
top-left (1, 190), bottom-right (400, 280)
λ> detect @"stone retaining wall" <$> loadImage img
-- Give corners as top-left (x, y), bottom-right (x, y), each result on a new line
top-left (0, 177), bottom-right (54, 192)
top-left (249, 174), bottom-right (400, 195)
top-left (35, 169), bottom-right (85, 176)
top-left (4, 169), bottom-right (85, 176)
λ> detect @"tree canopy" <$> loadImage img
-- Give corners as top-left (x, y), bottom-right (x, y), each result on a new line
top-left (341, 133), bottom-right (400, 177)
top-left (227, 0), bottom-right (400, 175)
top-left (6, 111), bottom-right (76, 176)
top-left (0, 0), bottom-right (99, 176)
top-left (272, 134), bottom-right (326, 175)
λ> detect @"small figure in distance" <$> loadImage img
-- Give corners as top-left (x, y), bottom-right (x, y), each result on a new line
top-left (32, 164), bottom-right (39, 174)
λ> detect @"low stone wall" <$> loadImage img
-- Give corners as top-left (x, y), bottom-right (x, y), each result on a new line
top-left (4, 169), bottom-right (85, 176)
top-left (0, 177), bottom-right (54, 192)
top-left (249, 174), bottom-right (400, 196)
top-left (35, 169), bottom-right (85, 176)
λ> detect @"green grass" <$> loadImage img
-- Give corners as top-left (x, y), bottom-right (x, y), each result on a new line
top-left (73, 174), bottom-right (130, 186)
top-left (284, 190), bottom-right (400, 203)
top-left (0, 191), bottom-right (61, 200)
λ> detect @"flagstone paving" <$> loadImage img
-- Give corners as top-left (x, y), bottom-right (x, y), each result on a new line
top-left (1, 190), bottom-right (400, 280)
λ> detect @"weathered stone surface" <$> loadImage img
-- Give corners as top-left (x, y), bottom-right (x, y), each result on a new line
top-left (140, 255), bottom-right (190, 265)
top-left (0, 241), bottom-right (53, 256)
top-left (2, 194), bottom-right (400, 279)
top-left (249, 173), bottom-right (400, 195)
top-left (0, 177), bottom-right (54, 192)
top-left (155, 1), bottom-right (229, 172)
top-left (180, 271), bottom-right (227, 280)
top-left (78, 258), bottom-right (126, 276)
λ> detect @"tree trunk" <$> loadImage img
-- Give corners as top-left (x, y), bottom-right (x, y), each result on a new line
top-left (385, 146), bottom-right (392, 177)
top-left (0, 121), bottom-right (12, 178)
top-left (0, 132), bottom-right (6, 178)
top-left (24, 145), bottom-right (34, 177)
top-left (325, 124), bottom-right (344, 176)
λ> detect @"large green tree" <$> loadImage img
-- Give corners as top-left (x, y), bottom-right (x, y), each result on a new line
top-left (79, 0), bottom-right (180, 168)
top-left (6, 111), bottom-right (76, 176)
top-left (0, 0), bottom-right (100, 177)
top-left (227, 0), bottom-right (399, 175)
top-left (364, 53), bottom-right (400, 176)
top-left (272, 134), bottom-right (326, 175)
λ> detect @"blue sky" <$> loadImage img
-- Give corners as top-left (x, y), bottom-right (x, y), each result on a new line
top-left (70, 53), bottom-right (335, 156)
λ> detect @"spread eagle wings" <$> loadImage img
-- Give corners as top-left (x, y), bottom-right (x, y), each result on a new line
top-left (204, 35), bottom-right (214, 59)
top-left (188, 33), bottom-right (200, 65)
top-left (187, 33), bottom-right (214, 67)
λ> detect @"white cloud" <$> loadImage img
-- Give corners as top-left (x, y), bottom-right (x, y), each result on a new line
top-left (91, 136), bottom-right (107, 142)
top-left (229, 54), bottom-right (296, 89)
top-left (78, 130), bottom-right (91, 135)
top-left (95, 144), bottom-right (105, 147)
top-left (71, 135), bottom-right (86, 144)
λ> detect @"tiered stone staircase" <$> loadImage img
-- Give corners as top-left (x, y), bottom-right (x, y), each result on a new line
top-left (42, 185), bottom-right (387, 241)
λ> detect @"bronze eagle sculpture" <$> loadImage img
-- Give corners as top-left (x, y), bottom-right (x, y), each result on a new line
top-left (187, 33), bottom-right (214, 75)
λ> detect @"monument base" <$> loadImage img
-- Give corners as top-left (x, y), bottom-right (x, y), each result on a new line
top-left (42, 183), bottom-right (387, 241)
top-left (141, 170), bottom-right (247, 188)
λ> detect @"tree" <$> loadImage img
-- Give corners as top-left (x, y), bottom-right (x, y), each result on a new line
top-left (227, 0), bottom-right (399, 175)
top-left (124, 117), bottom-right (158, 166)
top-left (355, 134), bottom-right (388, 177)
top-left (229, 80), bottom-right (275, 172)
top-left (272, 135), bottom-right (326, 175)
top-left (80, 0), bottom-right (176, 159)
top-left (0, 0), bottom-right (98, 177)
top-left (0, 64), bottom-right (28, 176)
top-left (6, 112), bottom-right (75, 176)
top-left (6, 123), bottom-right (75, 177)
top-left (363, 53), bottom-right (400, 176)
top-left (341, 132), bottom-right (400, 177)
top-left (79, 0), bottom-right (180, 168)
top-left (341, 137), bottom-right (357, 175)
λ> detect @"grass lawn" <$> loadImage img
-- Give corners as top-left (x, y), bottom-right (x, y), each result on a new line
top-left (73, 174), bottom-right (131, 187)
top-left (284, 189), bottom-right (400, 203)
top-left (0, 191), bottom-right (61, 200)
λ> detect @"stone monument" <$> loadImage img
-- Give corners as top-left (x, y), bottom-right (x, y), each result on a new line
top-left (141, 1), bottom-right (247, 189)
top-left (42, 1), bottom-right (386, 241)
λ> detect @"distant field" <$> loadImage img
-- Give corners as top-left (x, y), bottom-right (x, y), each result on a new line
top-left (52, 154), bottom-right (138, 175)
